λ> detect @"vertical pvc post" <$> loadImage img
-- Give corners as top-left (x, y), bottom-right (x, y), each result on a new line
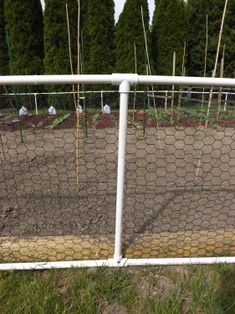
top-left (114, 80), bottom-right (130, 262)
top-left (224, 92), bottom-right (228, 111)
top-left (101, 91), bottom-right (104, 111)
top-left (165, 91), bottom-right (168, 110)
top-left (34, 93), bottom-right (38, 115)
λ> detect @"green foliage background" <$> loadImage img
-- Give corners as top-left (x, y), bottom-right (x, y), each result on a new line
top-left (0, 0), bottom-right (235, 96)
top-left (151, 0), bottom-right (187, 76)
top-left (115, 0), bottom-right (149, 74)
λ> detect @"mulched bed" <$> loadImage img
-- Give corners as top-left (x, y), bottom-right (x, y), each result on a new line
top-left (0, 111), bottom-right (235, 132)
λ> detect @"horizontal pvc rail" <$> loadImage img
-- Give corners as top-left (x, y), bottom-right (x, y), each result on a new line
top-left (1, 73), bottom-right (235, 270)
top-left (4, 90), bottom-right (235, 96)
top-left (1, 73), bottom-right (235, 87)
top-left (0, 257), bottom-right (235, 271)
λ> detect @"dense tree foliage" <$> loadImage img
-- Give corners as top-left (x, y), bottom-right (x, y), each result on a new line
top-left (187, 0), bottom-right (235, 77)
top-left (4, 0), bottom-right (44, 75)
top-left (44, 0), bottom-right (77, 77)
top-left (2, 0), bottom-right (235, 87)
top-left (115, 0), bottom-right (149, 74)
top-left (83, 0), bottom-right (115, 74)
top-left (0, 0), bottom-right (8, 76)
top-left (151, 0), bottom-right (187, 76)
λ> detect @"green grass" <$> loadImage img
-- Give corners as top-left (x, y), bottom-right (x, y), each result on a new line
top-left (0, 264), bottom-right (234, 313)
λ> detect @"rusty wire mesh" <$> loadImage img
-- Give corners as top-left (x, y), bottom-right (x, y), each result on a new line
top-left (0, 88), bottom-right (234, 264)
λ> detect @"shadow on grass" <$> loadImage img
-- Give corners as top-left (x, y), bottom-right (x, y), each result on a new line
top-left (216, 264), bottom-right (235, 313)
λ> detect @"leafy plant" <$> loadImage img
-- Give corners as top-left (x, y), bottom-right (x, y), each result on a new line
top-left (46, 113), bottom-right (70, 129)
top-left (92, 113), bottom-right (99, 126)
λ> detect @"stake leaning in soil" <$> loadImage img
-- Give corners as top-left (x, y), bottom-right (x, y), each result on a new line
top-left (195, 0), bottom-right (228, 181)
top-left (0, 133), bottom-right (6, 161)
top-left (170, 51), bottom-right (176, 124)
top-left (76, 0), bottom-right (81, 193)
top-left (200, 15), bottom-right (209, 115)
top-left (141, 5), bottom-right (162, 148)
top-left (66, 3), bottom-right (77, 109)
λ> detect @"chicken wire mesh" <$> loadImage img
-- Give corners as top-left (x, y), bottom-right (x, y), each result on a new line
top-left (0, 87), bottom-right (235, 264)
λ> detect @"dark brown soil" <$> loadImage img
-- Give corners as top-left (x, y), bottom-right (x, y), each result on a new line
top-left (1, 111), bottom-right (235, 132)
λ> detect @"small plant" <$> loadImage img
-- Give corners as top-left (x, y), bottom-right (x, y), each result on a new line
top-left (46, 113), bottom-right (70, 129)
top-left (92, 113), bottom-right (99, 127)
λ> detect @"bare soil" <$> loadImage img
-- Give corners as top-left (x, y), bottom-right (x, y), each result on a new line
top-left (0, 126), bottom-right (234, 260)
top-left (1, 111), bottom-right (235, 132)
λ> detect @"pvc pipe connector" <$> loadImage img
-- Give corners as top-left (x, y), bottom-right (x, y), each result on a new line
top-left (112, 73), bottom-right (139, 86)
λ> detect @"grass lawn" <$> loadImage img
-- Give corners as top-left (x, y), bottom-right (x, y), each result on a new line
top-left (0, 264), bottom-right (234, 313)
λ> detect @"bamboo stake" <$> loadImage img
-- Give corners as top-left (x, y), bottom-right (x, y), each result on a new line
top-left (140, 6), bottom-right (160, 134)
top-left (76, 0), bottom-right (81, 193)
top-left (170, 51), bottom-right (176, 124)
top-left (201, 15), bottom-right (209, 113)
top-left (132, 42), bottom-right (137, 128)
top-left (0, 133), bottom-right (6, 161)
top-left (66, 3), bottom-right (77, 109)
top-left (177, 41), bottom-right (186, 119)
top-left (195, 0), bottom-right (229, 182)
top-left (205, 0), bottom-right (228, 128)
top-left (217, 44), bottom-right (225, 116)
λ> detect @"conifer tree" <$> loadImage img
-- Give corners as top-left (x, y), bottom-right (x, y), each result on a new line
top-left (44, 0), bottom-right (77, 77)
top-left (187, 0), bottom-right (235, 77)
top-left (0, 0), bottom-right (8, 76)
top-left (115, 0), bottom-right (149, 74)
top-left (4, 0), bottom-right (44, 75)
top-left (151, 0), bottom-right (187, 75)
top-left (84, 0), bottom-right (115, 74)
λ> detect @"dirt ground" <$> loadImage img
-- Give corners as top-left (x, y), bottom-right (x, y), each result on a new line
top-left (1, 111), bottom-right (235, 132)
top-left (0, 125), bottom-right (234, 261)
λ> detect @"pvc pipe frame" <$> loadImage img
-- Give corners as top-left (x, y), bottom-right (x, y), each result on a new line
top-left (0, 257), bottom-right (235, 271)
top-left (114, 80), bottom-right (130, 262)
top-left (1, 73), bottom-right (235, 269)
top-left (1, 73), bottom-right (235, 87)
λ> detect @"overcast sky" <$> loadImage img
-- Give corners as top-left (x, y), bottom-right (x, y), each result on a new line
top-left (40, 0), bottom-right (155, 23)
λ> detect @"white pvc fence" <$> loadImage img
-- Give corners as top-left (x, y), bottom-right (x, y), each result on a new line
top-left (3, 88), bottom-right (235, 115)
top-left (0, 73), bottom-right (235, 269)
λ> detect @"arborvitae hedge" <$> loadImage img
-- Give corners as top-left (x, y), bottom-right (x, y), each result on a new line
top-left (4, 0), bottom-right (44, 75)
top-left (0, 0), bottom-right (8, 76)
top-left (187, 0), bottom-right (235, 77)
top-left (44, 0), bottom-right (77, 77)
top-left (115, 0), bottom-right (149, 74)
top-left (151, 0), bottom-right (187, 76)
top-left (83, 0), bottom-right (115, 74)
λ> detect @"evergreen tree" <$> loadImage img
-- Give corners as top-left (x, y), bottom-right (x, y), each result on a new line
top-left (151, 0), bottom-right (187, 76)
top-left (115, 0), bottom-right (149, 74)
top-left (0, 0), bottom-right (9, 76)
top-left (83, 0), bottom-right (115, 74)
top-left (4, 0), bottom-right (44, 75)
top-left (44, 0), bottom-right (77, 77)
top-left (187, 0), bottom-right (235, 77)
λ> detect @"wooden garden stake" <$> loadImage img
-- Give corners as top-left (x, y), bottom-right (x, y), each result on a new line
top-left (201, 15), bottom-right (209, 113)
top-left (171, 51), bottom-right (176, 124)
top-left (196, 0), bottom-right (229, 181)
top-left (205, 0), bottom-right (228, 128)
top-left (0, 133), bottom-right (6, 161)
top-left (178, 41), bottom-right (186, 119)
top-left (66, 3), bottom-right (77, 109)
top-left (141, 6), bottom-right (160, 137)
top-left (132, 42), bottom-right (137, 128)
top-left (76, 0), bottom-right (81, 193)
top-left (217, 44), bottom-right (225, 117)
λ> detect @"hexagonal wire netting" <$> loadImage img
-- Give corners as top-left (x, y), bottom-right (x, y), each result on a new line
top-left (0, 83), bottom-right (234, 266)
